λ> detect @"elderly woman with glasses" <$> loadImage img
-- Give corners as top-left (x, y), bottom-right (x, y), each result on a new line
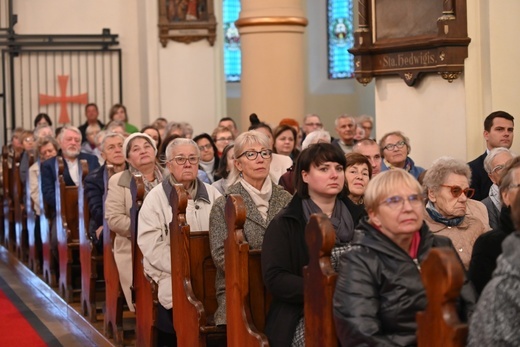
top-left (333, 169), bottom-right (476, 346)
top-left (422, 157), bottom-right (491, 269)
top-left (379, 131), bottom-right (424, 179)
top-left (137, 138), bottom-right (222, 339)
top-left (209, 130), bottom-right (292, 327)
top-left (105, 133), bottom-right (164, 313)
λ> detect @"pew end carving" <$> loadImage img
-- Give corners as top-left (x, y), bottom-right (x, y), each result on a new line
top-left (169, 184), bottom-right (226, 347)
top-left (416, 247), bottom-right (468, 347)
top-left (224, 194), bottom-right (269, 346)
top-left (55, 156), bottom-right (81, 303)
top-left (103, 164), bottom-right (125, 346)
top-left (303, 213), bottom-right (338, 347)
top-left (130, 174), bottom-right (158, 347)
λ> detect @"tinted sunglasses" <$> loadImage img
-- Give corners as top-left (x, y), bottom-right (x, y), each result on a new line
top-left (440, 185), bottom-right (475, 199)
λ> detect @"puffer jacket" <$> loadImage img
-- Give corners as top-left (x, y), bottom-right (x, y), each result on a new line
top-left (333, 218), bottom-right (476, 346)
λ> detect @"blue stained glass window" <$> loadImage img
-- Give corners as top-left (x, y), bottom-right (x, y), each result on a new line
top-left (223, 0), bottom-right (241, 82)
top-left (327, 0), bottom-right (354, 79)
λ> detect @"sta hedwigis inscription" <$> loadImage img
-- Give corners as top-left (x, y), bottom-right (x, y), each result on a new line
top-left (379, 50), bottom-right (437, 69)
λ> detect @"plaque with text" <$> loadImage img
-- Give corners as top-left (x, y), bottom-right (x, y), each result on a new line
top-left (158, 0), bottom-right (217, 47)
top-left (350, 0), bottom-right (471, 86)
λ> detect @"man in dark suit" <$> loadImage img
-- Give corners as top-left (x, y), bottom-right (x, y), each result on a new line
top-left (41, 125), bottom-right (100, 213)
top-left (468, 111), bottom-right (514, 201)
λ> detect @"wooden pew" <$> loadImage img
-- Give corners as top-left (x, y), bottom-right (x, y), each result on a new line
top-left (416, 248), bottom-right (468, 347)
top-left (79, 160), bottom-right (104, 322)
top-left (12, 152), bottom-right (28, 262)
top-left (303, 213), bottom-right (338, 347)
top-left (40, 158), bottom-right (56, 287)
top-left (2, 146), bottom-right (15, 251)
top-left (55, 156), bottom-right (81, 303)
top-left (169, 184), bottom-right (226, 347)
top-left (103, 165), bottom-right (125, 346)
top-left (224, 194), bottom-right (269, 347)
top-left (25, 153), bottom-right (40, 273)
top-left (130, 174), bottom-right (158, 347)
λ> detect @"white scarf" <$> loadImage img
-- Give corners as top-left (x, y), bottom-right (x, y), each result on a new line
top-left (239, 176), bottom-right (273, 221)
top-left (199, 158), bottom-right (215, 183)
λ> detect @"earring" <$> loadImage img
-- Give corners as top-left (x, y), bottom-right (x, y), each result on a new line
top-left (239, 171), bottom-right (243, 177)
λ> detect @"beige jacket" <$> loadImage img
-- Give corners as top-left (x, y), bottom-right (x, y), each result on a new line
top-left (137, 178), bottom-right (221, 309)
top-left (424, 199), bottom-right (491, 269)
top-left (105, 170), bottom-right (135, 311)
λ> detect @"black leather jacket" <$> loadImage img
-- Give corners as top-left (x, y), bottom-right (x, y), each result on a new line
top-left (333, 218), bottom-right (476, 346)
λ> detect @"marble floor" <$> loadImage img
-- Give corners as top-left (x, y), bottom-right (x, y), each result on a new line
top-left (0, 245), bottom-right (113, 347)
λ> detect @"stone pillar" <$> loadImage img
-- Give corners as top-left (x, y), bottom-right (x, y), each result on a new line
top-left (236, 0), bottom-right (307, 130)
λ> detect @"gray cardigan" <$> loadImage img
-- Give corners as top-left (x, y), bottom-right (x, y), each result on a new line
top-left (209, 181), bottom-right (292, 325)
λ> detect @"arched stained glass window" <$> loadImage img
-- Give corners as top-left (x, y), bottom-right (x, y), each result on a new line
top-left (223, 0), bottom-right (241, 82)
top-left (327, 0), bottom-right (354, 79)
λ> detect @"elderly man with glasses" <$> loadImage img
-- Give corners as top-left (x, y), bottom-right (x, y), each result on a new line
top-left (480, 147), bottom-right (515, 230)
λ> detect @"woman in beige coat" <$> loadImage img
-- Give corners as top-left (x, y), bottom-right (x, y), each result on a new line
top-left (422, 157), bottom-right (491, 269)
top-left (105, 133), bottom-right (164, 311)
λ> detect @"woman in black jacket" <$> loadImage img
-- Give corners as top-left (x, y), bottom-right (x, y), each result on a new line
top-left (262, 143), bottom-right (358, 346)
top-left (333, 169), bottom-right (476, 346)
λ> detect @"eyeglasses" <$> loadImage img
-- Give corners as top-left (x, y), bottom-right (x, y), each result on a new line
top-left (23, 137), bottom-right (35, 143)
top-left (509, 183), bottom-right (520, 190)
top-left (236, 149), bottom-right (272, 161)
top-left (380, 194), bottom-right (425, 209)
top-left (440, 185), bottom-right (475, 199)
top-left (171, 156), bottom-right (199, 165)
top-left (304, 122), bottom-right (322, 127)
top-left (383, 141), bottom-right (406, 151)
top-left (490, 164), bottom-right (505, 174)
top-left (215, 137), bottom-right (233, 142)
top-left (198, 144), bottom-right (213, 151)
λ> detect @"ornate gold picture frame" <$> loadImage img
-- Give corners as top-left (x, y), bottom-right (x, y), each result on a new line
top-left (158, 0), bottom-right (217, 47)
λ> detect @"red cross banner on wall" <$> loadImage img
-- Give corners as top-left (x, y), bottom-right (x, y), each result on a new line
top-left (39, 75), bottom-right (88, 124)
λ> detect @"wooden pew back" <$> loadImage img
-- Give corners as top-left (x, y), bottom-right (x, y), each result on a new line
top-left (224, 194), bottom-right (269, 346)
top-left (2, 146), bottom-right (14, 251)
top-left (303, 213), bottom-right (338, 347)
top-left (78, 159), bottom-right (104, 322)
top-left (169, 184), bottom-right (225, 347)
top-left (130, 174), bottom-right (158, 347)
top-left (55, 156), bottom-right (81, 302)
top-left (102, 165), bottom-right (125, 345)
top-left (39, 157), bottom-right (55, 287)
top-left (416, 248), bottom-right (468, 347)
top-left (11, 152), bottom-right (27, 261)
top-left (25, 153), bottom-right (40, 273)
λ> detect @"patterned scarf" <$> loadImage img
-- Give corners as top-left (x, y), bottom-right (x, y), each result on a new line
top-left (302, 198), bottom-right (354, 243)
top-left (128, 163), bottom-right (164, 193)
top-left (489, 184), bottom-right (501, 211)
top-left (383, 157), bottom-right (412, 172)
top-left (425, 200), bottom-right (465, 227)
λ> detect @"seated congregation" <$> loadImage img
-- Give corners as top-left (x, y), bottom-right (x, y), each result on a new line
top-left (2, 106), bottom-right (520, 347)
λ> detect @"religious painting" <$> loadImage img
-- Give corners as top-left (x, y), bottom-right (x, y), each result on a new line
top-left (349, 0), bottom-right (471, 86)
top-left (158, 0), bottom-right (217, 47)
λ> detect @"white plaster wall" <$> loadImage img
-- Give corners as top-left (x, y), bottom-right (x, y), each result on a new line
top-left (375, 76), bottom-right (467, 169)
top-left (13, 0), bottom-right (145, 126)
top-left (13, 0), bottom-right (225, 134)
